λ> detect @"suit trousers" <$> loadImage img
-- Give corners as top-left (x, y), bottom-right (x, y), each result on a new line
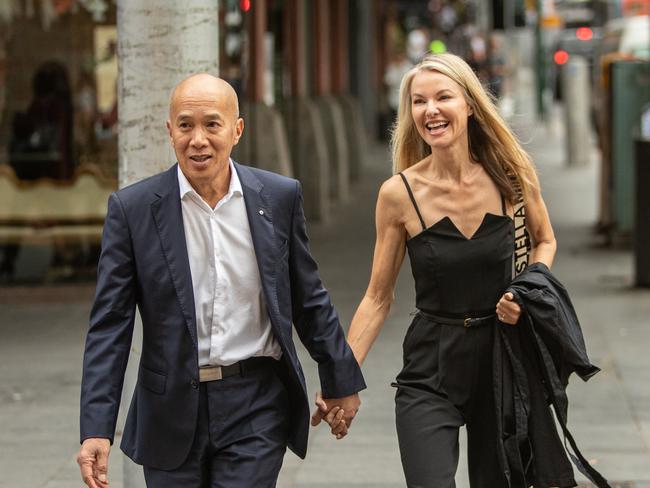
top-left (143, 357), bottom-right (290, 488)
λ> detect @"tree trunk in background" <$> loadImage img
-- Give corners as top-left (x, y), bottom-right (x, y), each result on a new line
top-left (117, 1), bottom-right (219, 486)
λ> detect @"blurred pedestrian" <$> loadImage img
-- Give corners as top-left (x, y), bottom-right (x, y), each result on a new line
top-left (407, 27), bottom-right (429, 63)
top-left (76, 74), bottom-right (365, 488)
top-left (340, 53), bottom-right (581, 486)
top-left (487, 33), bottom-right (507, 99)
top-left (384, 51), bottom-right (413, 131)
top-left (9, 61), bottom-right (73, 180)
top-left (468, 28), bottom-right (489, 82)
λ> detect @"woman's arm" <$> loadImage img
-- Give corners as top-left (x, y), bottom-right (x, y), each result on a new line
top-left (497, 182), bottom-right (556, 325)
top-left (525, 183), bottom-right (557, 268)
top-left (347, 178), bottom-right (408, 365)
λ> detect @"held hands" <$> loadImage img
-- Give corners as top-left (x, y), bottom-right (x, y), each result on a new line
top-left (496, 292), bottom-right (521, 325)
top-left (77, 438), bottom-right (110, 488)
top-left (310, 391), bottom-right (360, 440)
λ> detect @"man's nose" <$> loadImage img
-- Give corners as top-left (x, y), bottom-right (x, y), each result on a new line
top-left (190, 128), bottom-right (208, 148)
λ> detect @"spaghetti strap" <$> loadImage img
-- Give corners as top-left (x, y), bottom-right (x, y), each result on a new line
top-left (399, 173), bottom-right (426, 231)
top-left (500, 194), bottom-right (507, 216)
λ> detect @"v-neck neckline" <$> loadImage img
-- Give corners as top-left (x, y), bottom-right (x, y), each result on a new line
top-left (407, 212), bottom-right (512, 242)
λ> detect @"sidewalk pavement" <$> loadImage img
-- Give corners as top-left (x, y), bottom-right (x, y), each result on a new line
top-left (1, 105), bottom-right (649, 488)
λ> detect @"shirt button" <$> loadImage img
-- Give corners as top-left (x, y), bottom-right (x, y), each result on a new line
top-left (190, 379), bottom-right (199, 389)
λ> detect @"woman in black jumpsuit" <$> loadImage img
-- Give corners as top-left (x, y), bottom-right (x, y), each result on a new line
top-left (337, 54), bottom-right (558, 487)
top-left (394, 176), bottom-right (513, 486)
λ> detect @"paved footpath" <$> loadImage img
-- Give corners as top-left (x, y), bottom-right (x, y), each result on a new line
top-left (1, 110), bottom-right (649, 487)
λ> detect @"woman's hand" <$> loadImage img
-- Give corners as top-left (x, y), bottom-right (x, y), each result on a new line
top-left (496, 292), bottom-right (521, 325)
top-left (311, 391), bottom-right (351, 439)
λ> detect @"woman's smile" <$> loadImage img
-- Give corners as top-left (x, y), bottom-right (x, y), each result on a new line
top-left (424, 120), bottom-right (450, 136)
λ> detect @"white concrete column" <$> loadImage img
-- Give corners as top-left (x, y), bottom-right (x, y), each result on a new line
top-left (118, 0), bottom-right (219, 185)
top-left (116, 1), bottom-right (219, 486)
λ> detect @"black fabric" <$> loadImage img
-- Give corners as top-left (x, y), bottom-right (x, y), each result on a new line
top-left (507, 263), bottom-right (601, 384)
top-left (395, 384), bottom-right (463, 488)
top-left (393, 173), bottom-right (607, 487)
top-left (394, 175), bottom-right (513, 486)
top-left (399, 173), bottom-right (513, 316)
top-left (395, 371), bottom-right (504, 488)
top-left (501, 262), bottom-right (610, 488)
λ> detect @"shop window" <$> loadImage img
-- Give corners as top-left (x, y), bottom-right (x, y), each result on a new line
top-left (0, 2), bottom-right (117, 284)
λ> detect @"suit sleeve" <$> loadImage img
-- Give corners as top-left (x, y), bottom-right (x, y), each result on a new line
top-left (288, 181), bottom-right (366, 398)
top-left (80, 192), bottom-right (137, 443)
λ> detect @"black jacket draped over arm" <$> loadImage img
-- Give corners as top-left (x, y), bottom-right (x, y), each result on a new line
top-left (494, 262), bottom-right (611, 488)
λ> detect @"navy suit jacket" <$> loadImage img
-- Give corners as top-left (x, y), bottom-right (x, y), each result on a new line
top-left (80, 162), bottom-right (366, 469)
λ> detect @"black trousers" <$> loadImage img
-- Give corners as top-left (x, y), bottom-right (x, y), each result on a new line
top-left (394, 315), bottom-right (507, 488)
top-left (144, 358), bottom-right (290, 488)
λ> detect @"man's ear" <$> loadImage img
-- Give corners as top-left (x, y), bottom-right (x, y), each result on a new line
top-left (233, 118), bottom-right (244, 145)
top-left (166, 120), bottom-right (174, 146)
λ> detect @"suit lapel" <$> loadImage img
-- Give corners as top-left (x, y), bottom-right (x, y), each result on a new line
top-left (235, 163), bottom-right (281, 319)
top-left (150, 165), bottom-right (198, 347)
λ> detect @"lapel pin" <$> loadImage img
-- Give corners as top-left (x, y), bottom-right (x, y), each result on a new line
top-left (259, 210), bottom-right (265, 216)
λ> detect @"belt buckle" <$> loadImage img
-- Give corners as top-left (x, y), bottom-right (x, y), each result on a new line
top-left (463, 317), bottom-right (471, 328)
top-left (199, 365), bottom-right (223, 382)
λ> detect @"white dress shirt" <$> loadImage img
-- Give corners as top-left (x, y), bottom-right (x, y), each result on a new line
top-left (178, 162), bottom-right (282, 367)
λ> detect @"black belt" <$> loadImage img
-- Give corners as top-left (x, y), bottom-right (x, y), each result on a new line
top-left (199, 356), bottom-right (278, 382)
top-left (416, 310), bottom-right (496, 328)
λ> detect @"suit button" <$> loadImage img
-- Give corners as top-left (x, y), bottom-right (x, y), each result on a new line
top-left (190, 379), bottom-right (199, 389)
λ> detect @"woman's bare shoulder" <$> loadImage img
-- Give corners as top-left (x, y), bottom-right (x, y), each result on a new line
top-left (377, 174), bottom-right (410, 215)
top-left (380, 173), bottom-right (406, 193)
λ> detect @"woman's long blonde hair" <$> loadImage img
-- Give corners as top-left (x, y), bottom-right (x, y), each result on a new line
top-left (391, 53), bottom-right (538, 203)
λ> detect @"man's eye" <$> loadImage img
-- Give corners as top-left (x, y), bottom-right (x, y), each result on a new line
top-left (179, 123), bottom-right (190, 129)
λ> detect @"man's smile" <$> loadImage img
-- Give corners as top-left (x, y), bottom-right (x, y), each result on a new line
top-left (189, 154), bottom-right (212, 162)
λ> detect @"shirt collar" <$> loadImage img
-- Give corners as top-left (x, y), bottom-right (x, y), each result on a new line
top-left (177, 159), bottom-right (242, 202)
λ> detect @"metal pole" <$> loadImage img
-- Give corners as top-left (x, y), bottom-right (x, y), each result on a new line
top-left (561, 55), bottom-right (591, 166)
top-left (504, 0), bottom-right (514, 31)
top-left (535, 0), bottom-right (546, 120)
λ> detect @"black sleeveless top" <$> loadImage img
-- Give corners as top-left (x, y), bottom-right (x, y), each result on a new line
top-left (399, 173), bottom-right (514, 317)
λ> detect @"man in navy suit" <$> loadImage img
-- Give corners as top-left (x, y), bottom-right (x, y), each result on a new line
top-left (76, 74), bottom-right (365, 488)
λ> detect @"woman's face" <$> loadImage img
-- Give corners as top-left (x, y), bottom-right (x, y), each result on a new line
top-left (410, 70), bottom-right (473, 151)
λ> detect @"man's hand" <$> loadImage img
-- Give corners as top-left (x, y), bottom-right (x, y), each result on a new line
top-left (77, 438), bottom-right (110, 488)
top-left (311, 391), bottom-right (361, 439)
